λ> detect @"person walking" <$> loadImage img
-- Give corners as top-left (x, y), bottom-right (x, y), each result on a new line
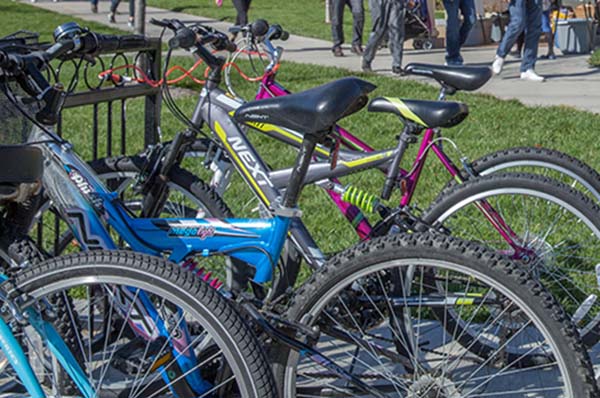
top-left (232, 0), bottom-right (252, 27)
top-left (90, 0), bottom-right (98, 13)
top-left (539, 0), bottom-right (556, 59)
top-left (331, 0), bottom-right (365, 57)
top-left (492, 0), bottom-right (545, 81)
top-left (443, 0), bottom-right (476, 65)
top-left (362, 0), bottom-right (405, 74)
top-left (108, 0), bottom-right (135, 29)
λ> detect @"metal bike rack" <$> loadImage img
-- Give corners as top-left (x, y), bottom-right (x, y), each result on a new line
top-left (54, 37), bottom-right (162, 157)
top-left (35, 37), bottom-right (162, 251)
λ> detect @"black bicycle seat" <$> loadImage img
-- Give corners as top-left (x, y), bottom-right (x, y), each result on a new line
top-left (234, 77), bottom-right (376, 137)
top-left (368, 97), bottom-right (468, 129)
top-left (404, 63), bottom-right (492, 92)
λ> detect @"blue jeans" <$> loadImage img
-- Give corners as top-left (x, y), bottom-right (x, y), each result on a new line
top-left (497, 0), bottom-right (542, 72)
top-left (443, 0), bottom-right (476, 64)
top-left (90, 0), bottom-right (98, 4)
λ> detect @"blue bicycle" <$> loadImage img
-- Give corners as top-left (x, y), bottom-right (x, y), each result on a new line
top-left (1, 21), bottom-right (597, 397)
top-left (0, 34), bottom-right (276, 397)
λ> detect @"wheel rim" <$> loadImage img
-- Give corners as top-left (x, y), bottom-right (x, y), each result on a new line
top-left (479, 160), bottom-right (600, 203)
top-left (284, 259), bottom-right (575, 397)
top-left (4, 266), bottom-right (256, 397)
top-left (432, 187), bottom-right (600, 340)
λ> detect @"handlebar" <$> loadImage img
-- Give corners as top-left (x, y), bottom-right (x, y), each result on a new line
top-left (150, 18), bottom-right (239, 88)
top-left (0, 21), bottom-right (149, 125)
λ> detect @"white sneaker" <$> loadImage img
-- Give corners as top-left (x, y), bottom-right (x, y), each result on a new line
top-left (492, 56), bottom-right (504, 75)
top-left (520, 69), bottom-right (545, 82)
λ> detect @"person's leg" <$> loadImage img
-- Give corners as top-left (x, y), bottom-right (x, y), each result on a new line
top-left (443, 0), bottom-right (461, 64)
top-left (521, 0), bottom-right (542, 72)
top-left (331, 0), bottom-right (346, 52)
top-left (368, 0), bottom-right (379, 27)
top-left (363, 0), bottom-right (390, 67)
top-left (458, 0), bottom-right (476, 46)
top-left (541, 10), bottom-right (555, 57)
top-left (129, 0), bottom-right (134, 18)
top-left (108, 0), bottom-right (121, 22)
top-left (232, 0), bottom-right (245, 26)
top-left (516, 31), bottom-right (525, 52)
top-left (349, 0), bottom-right (365, 47)
top-left (496, 0), bottom-right (527, 58)
top-left (110, 0), bottom-right (121, 13)
top-left (239, 0), bottom-right (251, 25)
top-left (388, 0), bottom-right (406, 70)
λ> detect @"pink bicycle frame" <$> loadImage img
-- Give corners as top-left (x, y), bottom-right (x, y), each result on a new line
top-left (255, 75), bottom-right (524, 254)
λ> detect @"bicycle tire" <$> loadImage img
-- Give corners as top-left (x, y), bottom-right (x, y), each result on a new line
top-left (275, 233), bottom-right (598, 397)
top-left (423, 172), bottom-right (600, 347)
top-left (6, 250), bottom-right (277, 398)
top-left (468, 146), bottom-right (600, 202)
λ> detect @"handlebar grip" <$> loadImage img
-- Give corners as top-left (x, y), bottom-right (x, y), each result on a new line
top-left (80, 33), bottom-right (151, 54)
top-left (270, 24), bottom-right (289, 41)
top-left (35, 84), bottom-right (66, 125)
top-left (251, 19), bottom-right (269, 36)
top-left (168, 28), bottom-right (197, 50)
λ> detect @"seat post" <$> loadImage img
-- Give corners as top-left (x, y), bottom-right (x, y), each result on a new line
top-left (437, 87), bottom-right (447, 101)
top-left (381, 124), bottom-right (418, 201)
top-left (282, 133), bottom-right (319, 209)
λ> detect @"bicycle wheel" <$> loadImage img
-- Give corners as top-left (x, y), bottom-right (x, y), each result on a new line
top-left (275, 233), bottom-right (598, 397)
top-left (1, 250), bottom-right (277, 397)
top-left (422, 172), bottom-right (600, 347)
top-left (468, 146), bottom-right (600, 203)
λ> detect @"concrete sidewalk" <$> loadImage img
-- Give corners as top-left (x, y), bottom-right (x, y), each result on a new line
top-left (23, 0), bottom-right (600, 113)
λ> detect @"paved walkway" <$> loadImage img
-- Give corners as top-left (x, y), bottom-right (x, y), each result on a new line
top-left (24, 0), bottom-right (600, 113)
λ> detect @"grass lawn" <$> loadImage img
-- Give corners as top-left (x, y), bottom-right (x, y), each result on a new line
top-left (0, 1), bottom-right (125, 42)
top-left (5, 1), bottom-right (600, 283)
top-left (149, 0), bottom-right (373, 43)
top-left (589, 48), bottom-right (600, 66)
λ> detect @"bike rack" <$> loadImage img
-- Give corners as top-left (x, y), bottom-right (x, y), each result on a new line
top-left (34, 37), bottom-right (162, 251)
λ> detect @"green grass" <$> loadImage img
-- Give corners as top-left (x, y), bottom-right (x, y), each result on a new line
top-left (589, 48), bottom-right (600, 67)
top-left (6, 1), bottom-right (600, 289)
top-left (151, 56), bottom-right (600, 260)
top-left (148, 0), bottom-right (372, 43)
top-left (0, 1), bottom-right (125, 42)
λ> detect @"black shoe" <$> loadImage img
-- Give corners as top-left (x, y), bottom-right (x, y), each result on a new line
top-left (91, 4), bottom-right (98, 13)
top-left (392, 66), bottom-right (404, 75)
top-left (362, 60), bottom-right (372, 72)
top-left (351, 45), bottom-right (364, 55)
top-left (332, 47), bottom-right (344, 57)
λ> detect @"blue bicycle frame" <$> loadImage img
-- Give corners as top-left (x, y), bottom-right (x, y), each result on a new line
top-left (22, 95), bottom-right (293, 395)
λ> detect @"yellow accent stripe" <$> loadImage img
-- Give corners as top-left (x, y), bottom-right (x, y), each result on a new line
top-left (385, 97), bottom-right (428, 127)
top-left (213, 121), bottom-right (270, 205)
top-left (245, 121), bottom-right (330, 157)
top-left (150, 353), bottom-right (172, 372)
top-left (341, 151), bottom-right (394, 168)
top-left (455, 298), bottom-right (475, 305)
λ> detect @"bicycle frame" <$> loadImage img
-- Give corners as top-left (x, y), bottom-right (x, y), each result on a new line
top-left (25, 112), bottom-right (291, 394)
top-left (193, 79), bottom-right (525, 267)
